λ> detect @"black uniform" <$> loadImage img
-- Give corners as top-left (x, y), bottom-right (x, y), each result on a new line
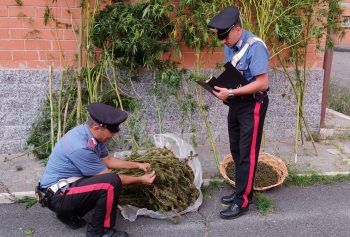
top-left (208, 6), bottom-right (270, 218)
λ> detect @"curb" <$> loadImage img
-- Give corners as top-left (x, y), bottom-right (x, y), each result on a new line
top-left (2, 171), bottom-right (350, 204)
top-left (334, 47), bottom-right (350, 52)
top-left (296, 171), bottom-right (350, 176)
top-left (0, 191), bottom-right (35, 204)
top-left (327, 108), bottom-right (350, 122)
top-left (200, 171), bottom-right (350, 186)
top-left (320, 109), bottom-right (350, 139)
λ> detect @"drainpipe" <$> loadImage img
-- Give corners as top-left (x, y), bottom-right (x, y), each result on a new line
top-left (320, 33), bottom-right (335, 128)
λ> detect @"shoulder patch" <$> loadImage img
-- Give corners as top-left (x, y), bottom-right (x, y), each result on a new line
top-left (87, 137), bottom-right (97, 149)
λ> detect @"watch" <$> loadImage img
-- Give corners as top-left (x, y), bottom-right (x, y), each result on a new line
top-left (228, 89), bottom-right (235, 97)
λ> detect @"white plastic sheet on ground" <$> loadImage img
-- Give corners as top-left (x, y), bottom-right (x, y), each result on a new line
top-left (115, 133), bottom-right (203, 221)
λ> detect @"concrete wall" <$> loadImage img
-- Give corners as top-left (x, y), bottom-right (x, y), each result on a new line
top-left (0, 68), bottom-right (323, 153)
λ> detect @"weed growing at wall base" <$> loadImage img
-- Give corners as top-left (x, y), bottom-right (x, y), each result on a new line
top-left (286, 170), bottom-right (350, 186)
top-left (327, 84), bottom-right (350, 116)
top-left (254, 192), bottom-right (273, 215)
top-left (16, 196), bottom-right (37, 209)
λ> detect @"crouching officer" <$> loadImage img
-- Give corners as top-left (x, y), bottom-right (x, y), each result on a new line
top-left (36, 103), bottom-right (156, 237)
top-left (208, 6), bottom-right (269, 219)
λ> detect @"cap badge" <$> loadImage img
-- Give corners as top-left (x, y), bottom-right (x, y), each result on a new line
top-left (209, 28), bottom-right (218, 33)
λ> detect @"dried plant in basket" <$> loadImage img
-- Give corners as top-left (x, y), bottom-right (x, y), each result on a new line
top-left (219, 152), bottom-right (288, 191)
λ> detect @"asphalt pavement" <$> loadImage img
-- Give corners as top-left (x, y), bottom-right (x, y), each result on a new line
top-left (1, 182), bottom-right (350, 237)
top-left (331, 51), bottom-right (350, 89)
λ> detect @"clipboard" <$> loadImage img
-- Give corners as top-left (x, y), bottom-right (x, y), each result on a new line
top-left (195, 62), bottom-right (249, 95)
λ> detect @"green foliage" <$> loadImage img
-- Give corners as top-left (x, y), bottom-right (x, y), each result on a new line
top-left (27, 0), bottom-right (345, 161)
top-left (325, 0), bottom-right (346, 48)
top-left (266, 0), bottom-right (344, 157)
top-left (175, 0), bottom-right (229, 50)
top-left (25, 228), bottom-right (35, 236)
top-left (15, 0), bottom-right (23, 6)
top-left (201, 179), bottom-right (226, 199)
top-left (254, 192), bottom-right (273, 215)
top-left (92, 1), bottom-right (176, 71)
top-left (327, 84), bottom-right (350, 116)
top-left (17, 196), bottom-right (37, 209)
top-left (89, 1), bottom-right (200, 144)
top-left (117, 148), bottom-right (199, 212)
top-left (27, 99), bottom-right (54, 160)
top-left (286, 170), bottom-right (350, 186)
top-left (43, 6), bottom-right (54, 26)
top-left (26, 71), bottom-right (132, 160)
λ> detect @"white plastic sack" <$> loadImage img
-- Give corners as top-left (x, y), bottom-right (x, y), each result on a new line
top-left (116, 133), bottom-right (203, 221)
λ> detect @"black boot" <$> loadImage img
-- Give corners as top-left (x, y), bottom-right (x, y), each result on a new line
top-left (86, 225), bottom-right (129, 237)
top-left (220, 203), bottom-right (249, 219)
top-left (102, 229), bottom-right (129, 237)
top-left (56, 214), bottom-right (86, 229)
top-left (221, 191), bottom-right (236, 205)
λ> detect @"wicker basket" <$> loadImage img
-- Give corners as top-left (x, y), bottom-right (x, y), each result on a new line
top-left (219, 152), bottom-right (288, 191)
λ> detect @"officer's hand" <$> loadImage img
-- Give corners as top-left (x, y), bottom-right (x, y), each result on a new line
top-left (212, 86), bottom-right (229, 101)
top-left (140, 170), bottom-right (156, 185)
top-left (137, 162), bottom-right (151, 172)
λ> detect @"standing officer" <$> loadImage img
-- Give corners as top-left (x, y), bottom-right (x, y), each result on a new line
top-left (37, 103), bottom-right (156, 237)
top-left (208, 6), bottom-right (269, 219)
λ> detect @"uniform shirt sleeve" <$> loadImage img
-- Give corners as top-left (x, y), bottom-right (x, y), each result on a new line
top-left (224, 45), bottom-right (234, 63)
top-left (248, 42), bottom-right (270, 77)
top-left (69, 148), bottom-right (107, 176)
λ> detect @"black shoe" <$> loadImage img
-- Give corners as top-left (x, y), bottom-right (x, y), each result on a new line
top-left (102, 229), bottom-right (129, 237)
top-left (86, 226), bottom-right (129, 237)
top-left (220, 203), bottom-right (249, 219)
top-left (221, 191), bottom-right (236, 205)
top-left (57, 214), bottom-right (86, 229)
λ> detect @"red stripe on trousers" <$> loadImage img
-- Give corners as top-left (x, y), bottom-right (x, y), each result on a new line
top-left (65, 183), bottom-right (114, 228)
top-left (242, 102), bottom-right (261, 208)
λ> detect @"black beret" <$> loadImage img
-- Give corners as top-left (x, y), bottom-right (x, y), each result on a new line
top-left (87, 103), bottom-right (128, 133)
top-left (208, 6), bottom-right (240, 38)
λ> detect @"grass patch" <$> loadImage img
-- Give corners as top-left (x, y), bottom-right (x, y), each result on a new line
top-left (254, 192), bottom-right (273, 215)
top-left (285, 170), bottom-right (350, 187)
top-left (17, 196), bottom-right (37, 209)
top-left (201, 179), bottom-right (226, 199)
top-left (25, 228), bottom-right (35, 235)
top-left (327, 84), bottom-right (350, 116)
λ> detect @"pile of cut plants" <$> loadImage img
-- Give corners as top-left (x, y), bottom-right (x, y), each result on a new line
top-left (115, 148), bottom-right (199, 212)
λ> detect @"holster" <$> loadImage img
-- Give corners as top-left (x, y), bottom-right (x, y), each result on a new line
top-left (253, 91), bottom-right (265, 103)
top-left (35, 183), bottom-right (53, 208)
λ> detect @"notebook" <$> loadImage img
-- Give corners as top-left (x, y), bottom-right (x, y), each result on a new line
top-left (195, 62), bottom-right (249, 95)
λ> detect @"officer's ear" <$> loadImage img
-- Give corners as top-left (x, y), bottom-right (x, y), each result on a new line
top-left (234, 25), bottom-right (242, 31)
top-left (91, 124), bottom-right (103, 133)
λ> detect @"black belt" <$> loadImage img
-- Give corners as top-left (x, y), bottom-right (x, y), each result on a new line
top-left (224, 91), bottom-right (268, 106)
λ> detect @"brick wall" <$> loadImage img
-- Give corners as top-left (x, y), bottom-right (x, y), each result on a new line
top-left (0, 0), bottom-right (80, 69)
top-left (334, 1), bottom-right (350, 46)
top-left (0, 0), bottom-right (326, 69)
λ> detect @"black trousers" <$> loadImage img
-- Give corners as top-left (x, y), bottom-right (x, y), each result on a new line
top-left (227, 95), bottom-right (268, 208)
top-left (48, 173), bottom-right (122, 233)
